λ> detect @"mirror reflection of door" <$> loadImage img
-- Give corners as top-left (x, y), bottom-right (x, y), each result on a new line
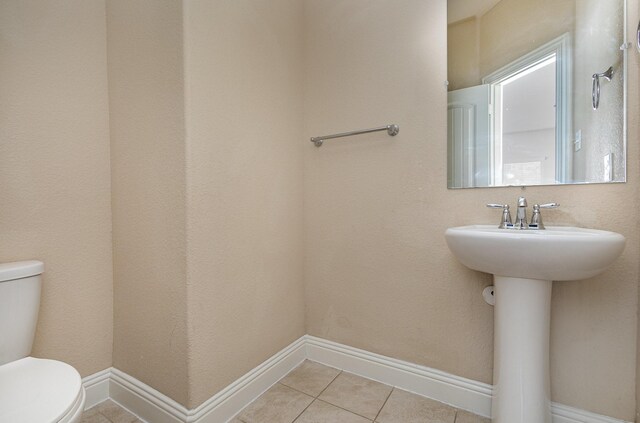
top-left (483, 34), bottom-right (571, 186)
top-left (492, 55), bottom-right (556, 186)
top-left (447, 34), bottom-right (571, 188)
top-left (448, 85), bottom-right (490, 188)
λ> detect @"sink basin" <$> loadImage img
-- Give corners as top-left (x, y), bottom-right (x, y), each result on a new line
top-left (445, 225), bottom-right (625, 423)
top-left (445, 225), bottom-right (625, 281)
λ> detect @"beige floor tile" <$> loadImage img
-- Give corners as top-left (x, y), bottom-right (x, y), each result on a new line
top-left (294, 399), bottom-right (372, 423)
top-left (94, 400), bottom-right (138, 423)
top-left (81, 406), bottom-right (102, 419)
top-left (454, 410), bottom-right (490, 423)
top-left (376, 389), bottom-right (456, 423)
top-left (280, 360), bottom-right (341, 397)
top-left (318, 372), bottom-right (392, 420)
top-left (238, 383), bottom-right (314, 423)
top-left (229, 419), bottom-right (245, 423)
top-left (80, 411), bottom-right (111, 423)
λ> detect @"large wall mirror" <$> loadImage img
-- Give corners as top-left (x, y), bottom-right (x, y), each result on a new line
top-left (447, 0), bottom-right (627, 188)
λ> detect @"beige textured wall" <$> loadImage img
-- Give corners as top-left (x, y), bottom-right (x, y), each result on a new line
top-left (107, 0), bottom-right (189, 405)
top-left (184, 0), bottom-right (306, 408)
top-left (9, 2), bottom-right (633, 417)
top-left (447, 17), bottom-right (479, 92)
top-left (303, 0), bottom-right (638, 420)
top-left (0, 0), bottom-right (113, 377)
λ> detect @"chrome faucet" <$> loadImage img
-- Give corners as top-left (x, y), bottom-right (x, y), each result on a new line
top-left (487, 197), bottom-right (559, 230)
top-left (514, 197), bottom-right (528, 229)
top-left (529, 203), bottom-right (560, 229)
top-left (486, 203), bottom-right (512, 228)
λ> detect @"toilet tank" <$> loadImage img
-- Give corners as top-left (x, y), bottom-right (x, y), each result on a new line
top-left (0, 261), bottom-right (44, 366)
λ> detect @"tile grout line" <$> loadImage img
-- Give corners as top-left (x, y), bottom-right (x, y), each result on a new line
top-left (312, 370), bottom-right (378, 419)
top-left (236, 363), bottom-right (342, 423)
top-left (289, 397), bottom-right (317, 423)
top-left (312, 398), bottom-right (375, 422)
top-left (287, 369), bottom-right (382, 422)
top-left (372, 386), bottom-right (394, 422)
top-left (316, 370), bottom-right (343, 398)
top-left (232, 364), bottom-right (482, 423)
top-left (278, 382), bottom-right (317, 398)
top-left (232, 382), bottom-right (311, 423)
top-left (309, 370), bottom-right (389, 422)
top-left (290, 369), bottom-right (343, 423)
top-left (86, 399), bottom-right (141, 423)
top-left (278, 369), bottom-right (342, 399)
top-left (108, 398), bottom-right (145, 423)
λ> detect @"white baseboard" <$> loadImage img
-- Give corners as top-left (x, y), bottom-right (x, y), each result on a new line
top-left (551, 403), bottom-right (632, 423)
top-left (82, 367), bottom-right (111, 409)
top-left (81, 335), bottom-right (630, 423)
top-left (191, 336), bottom-right (306, 423)
top-left (82, 336), bottom-right (306, 423)
top-left (304, 335), bottom-right (493, 417)
top-left (304, 336), bottom-right (631, 423)
top-left (110, 368), bottom-right (186, 423)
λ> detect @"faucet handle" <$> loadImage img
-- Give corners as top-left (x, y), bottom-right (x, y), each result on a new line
top-left (539, 202), bottom-right (560, 209)
top-left (486, 204), bottom-right (513, 229)
top-left (530, 203), bottom-right (560, 229)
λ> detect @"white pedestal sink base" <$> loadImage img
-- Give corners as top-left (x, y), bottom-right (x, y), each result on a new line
top-left (493, 276), bottom-right (552, 423)
top-left (445, 225), bottom-right (625, 422)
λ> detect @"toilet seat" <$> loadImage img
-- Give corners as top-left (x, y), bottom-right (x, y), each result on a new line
top-left (0, 357), bottom-right (85, 423)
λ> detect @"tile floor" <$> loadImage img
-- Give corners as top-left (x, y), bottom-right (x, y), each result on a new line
top-left (81, 399), bottom-right (142, 423)
top-left (82, 360), bottom-right (490, 423)
top-left (233, 360), bottom-right (489, 423)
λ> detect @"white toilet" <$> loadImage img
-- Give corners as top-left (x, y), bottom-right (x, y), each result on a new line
top-left (0, 261), bottom-right (85, 423)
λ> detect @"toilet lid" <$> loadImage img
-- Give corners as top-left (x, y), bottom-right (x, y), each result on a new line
top-left (0, 357), bottom-right (82, 423)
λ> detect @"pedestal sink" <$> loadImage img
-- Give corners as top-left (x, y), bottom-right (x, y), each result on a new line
top-left (445, 225), bottom-right (625, 423)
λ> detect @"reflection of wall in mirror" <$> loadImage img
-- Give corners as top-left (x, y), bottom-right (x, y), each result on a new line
top-left (448, 17), bottom-right (480, 91)
top-left (448, 0), bottom-right (574, 91)
top-left (572, 0), bottom-right (624, 183)
top-left (479, 0), bottom-right (575, 81)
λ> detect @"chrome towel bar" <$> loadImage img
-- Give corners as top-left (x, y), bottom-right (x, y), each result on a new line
top-left (310, 124), bottom-right (399, 147)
